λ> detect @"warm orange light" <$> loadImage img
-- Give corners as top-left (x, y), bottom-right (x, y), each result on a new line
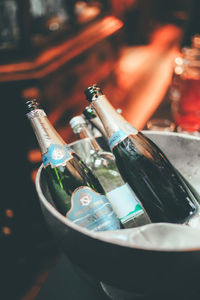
top-left (5, 209), bottom-right (14, 218)
top-left (31, 168), bottom-right (39, 183)
top-left (27, 149), bottom-right (42, 163)
top-left (113, 24), bottom-right (182, 130)
top-left (2, 226), bottom-right (11, 235)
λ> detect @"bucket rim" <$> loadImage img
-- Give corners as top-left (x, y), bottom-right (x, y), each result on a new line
top-left (35, 131), bottom-right (200, 253)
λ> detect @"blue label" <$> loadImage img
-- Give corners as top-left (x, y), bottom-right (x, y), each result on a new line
top-left (66, 186), bottom-right (120, 231)
top-left (109, 129), bottom-right (128, 150)
top-left (109, 123), bottom-right (137, 150)
top-left (43, 144), bottom-right (73, 167)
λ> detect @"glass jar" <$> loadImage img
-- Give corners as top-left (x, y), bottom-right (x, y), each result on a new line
top-left (170, 34), bottom-right (200, 134)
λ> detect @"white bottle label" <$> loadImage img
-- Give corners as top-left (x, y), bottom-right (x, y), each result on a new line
top-left (106, 183), bottom-right (143, 223)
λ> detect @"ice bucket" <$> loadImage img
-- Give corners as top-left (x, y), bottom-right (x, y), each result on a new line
top-left (35, 131), bottom-right (200, 298)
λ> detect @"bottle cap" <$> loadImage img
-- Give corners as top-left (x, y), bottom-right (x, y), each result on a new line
top-left (69, 115), bottom-right (86, 129)
top-left (25, 99), bottom-right (41, 113)
top-left (84, 84), bottom-right (103, 102)
top-left (82, 106), bottom-right (97, 119)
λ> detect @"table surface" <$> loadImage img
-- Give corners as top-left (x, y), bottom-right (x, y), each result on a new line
top-left (32, 253), bottom-right (200, 300)
top-left (34, 254), bottom-right (109, 300)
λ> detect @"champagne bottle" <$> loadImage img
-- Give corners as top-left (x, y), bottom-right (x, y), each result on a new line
top-left (82, 105), bottom-right (107, 136)
top-left (25, 100), bottom-right (120, 232)
top-left (84, 84), bottom-right (199, 224)
top-left (83, 106), bottom-right (123, 141)
top-left (69, 115), bottom-right (151, 228)
top-left (82, 105), bottom-right (108, 149)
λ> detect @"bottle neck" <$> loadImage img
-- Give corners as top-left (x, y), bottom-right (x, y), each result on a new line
top-left (27, 109), bottom-right (66, 155)
top-left (75, 124), bottom-right (102, 152)
top-left (83, 109), bottom-right (107, 138)
top-left (91, 95), bottom-right (138, 138)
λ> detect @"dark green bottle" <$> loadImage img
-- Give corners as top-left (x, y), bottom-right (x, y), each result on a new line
top-left (25, 100), bottom-right (120, 232)
top-left (82, 105), bottom-right (108, 146)
top-left (84, 85), bottom-right (199, 224)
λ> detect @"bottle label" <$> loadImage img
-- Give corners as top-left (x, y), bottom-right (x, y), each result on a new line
top-left (109, 123), bottom-right (137, 150)
top-left (66, 186), bottom-right (120, 231)
top-left (106, 183), bottom-right (144, 223)
top-left (43, 144), bottom-right (73, 167)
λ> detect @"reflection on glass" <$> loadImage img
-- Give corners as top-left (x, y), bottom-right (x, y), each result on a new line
top-left (30, 0), bottom-right (69, 34)
top-left (170, 34), bottom-right (200, 134)
top-left (0, 0), bottom-right (19, 49)
top-left (146, 118), bottom-right (175, 132)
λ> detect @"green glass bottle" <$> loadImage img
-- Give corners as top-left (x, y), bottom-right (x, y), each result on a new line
top-left (84, 85), bottom-right (199, 224)
top-left (83, 105), bottom-right (107, 136)
top-left (69, 115), bottom-right (151, 228)
top-left (82, 105), bottom-right (108, 148)
top-left (25, 100), bottom-right (120, 232)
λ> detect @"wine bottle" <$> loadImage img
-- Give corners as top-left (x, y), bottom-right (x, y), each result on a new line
top-left (82, 105), bottom-right (108, 143)
top-left (83, 106), bottom-right (123, 140)
top-left (25, 100), bottom-right (120, 232)
top-left (69, 115), bottom-right (151, 228)
top-left (84, 84), bottom-right (199, 224)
